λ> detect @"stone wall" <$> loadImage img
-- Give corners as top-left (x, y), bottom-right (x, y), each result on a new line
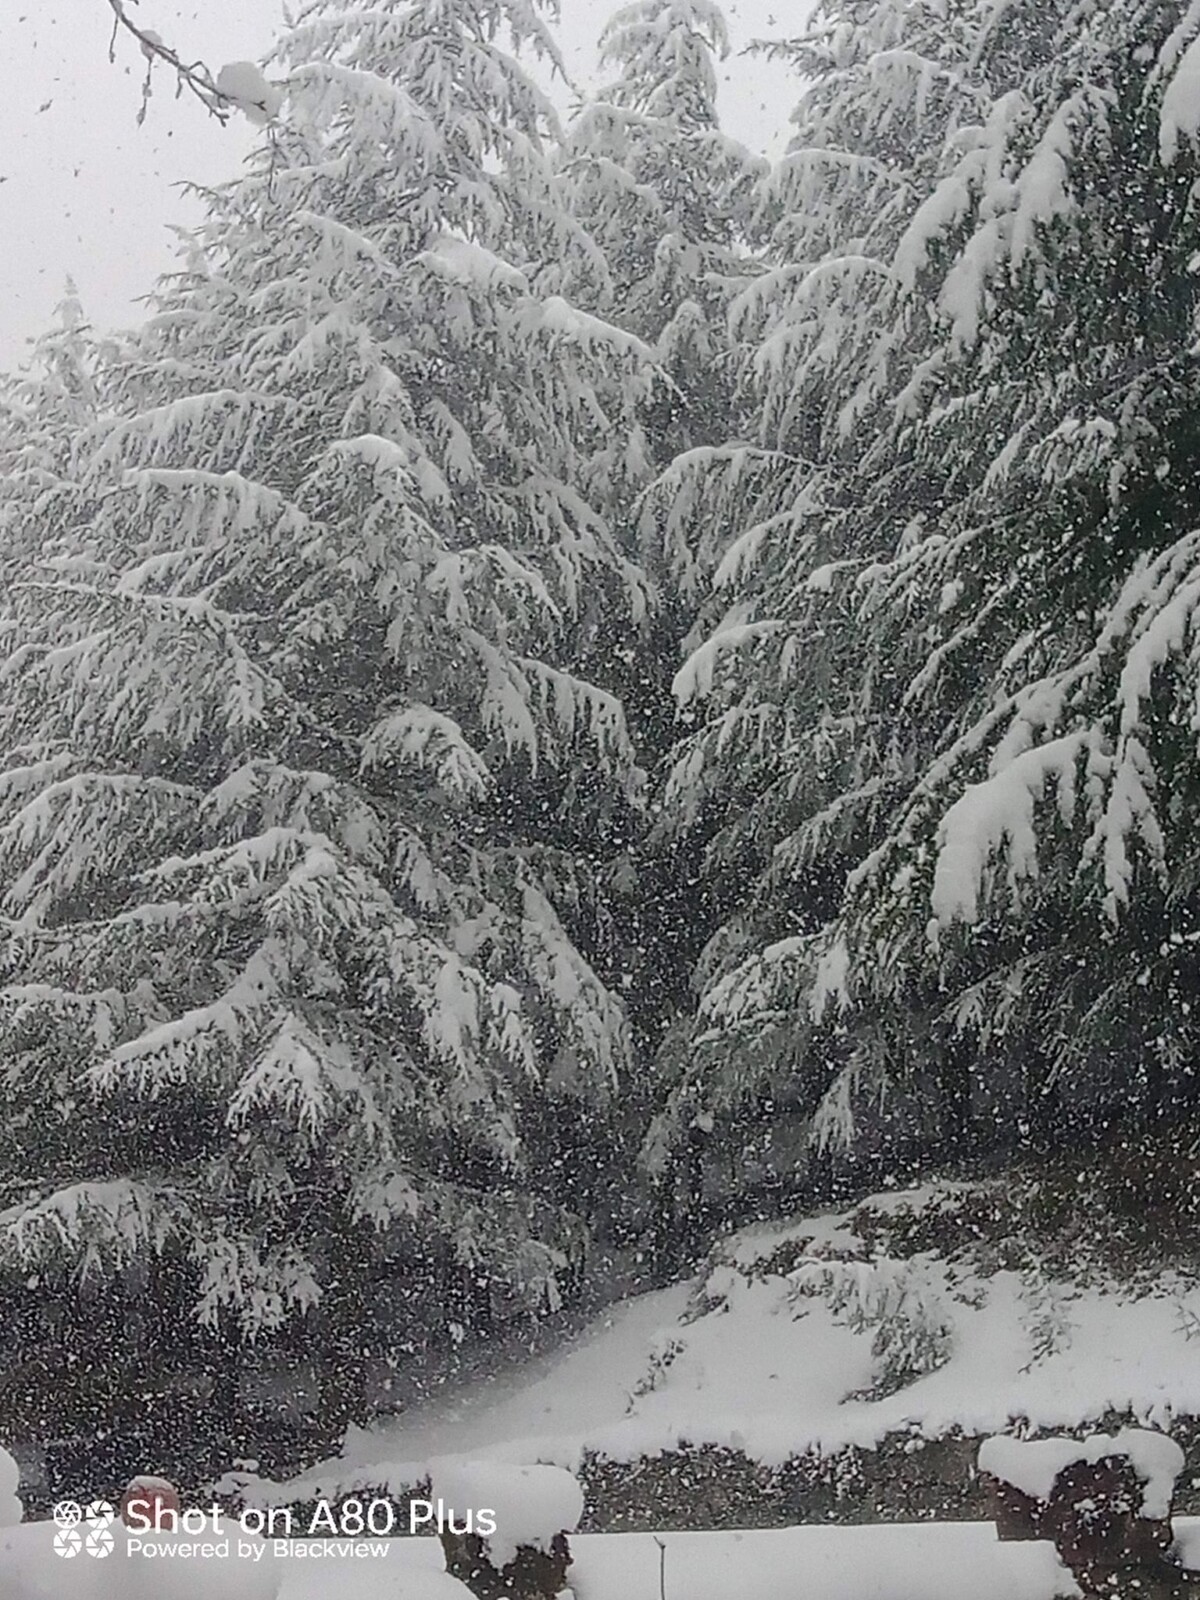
top-left (257, 1420), bottom-right (1200, 1537)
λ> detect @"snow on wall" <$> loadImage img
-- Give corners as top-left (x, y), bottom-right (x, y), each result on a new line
top-left (429, 1460), bottom-right (583, 1568)
top-left (0, 1517), bottom-right (283, 1600)
top-left (978, 1429), bottom-right (1185, 1516)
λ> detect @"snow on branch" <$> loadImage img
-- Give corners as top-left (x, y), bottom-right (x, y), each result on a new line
top-left (104, 1), bottom-right (282, 128)
top-left (92, 389), bottom-right (288, 473)
top-left (424, 544), bottom-right (559, 626)
top-left (0, 1178), bottom-right (192, 1275)
top-left (91, 937), bottom-right (289, 1093)
top-left (520, 658), bottom-right (635, 772)
top-left (673, 619), bottom-right (790, 705)
top-left (517, 882), bottom-right (630, 1091)
top-left (414, 234), bottom-right (530, 294)
top-left (225, 1012), bottom-right (371, 1145)
top-left (202, 761), bottom-right (387, 870)
top-left (292, 210), bottom-right (399, 275)
top-left (1159, 29), bottom-right (1200, 164)
top-left (194, 1237), bottom-right (320, 1334)
top-left (928, 733), bottom-right (1084, 936)
top-left (214, 62), bottom-right (284, 128)
top-left (516, 296), bottom-right (655, 362)
top-left (0, 772), bottom-right (199, 928)
top-left (349, 1169), bottom-right (421, 1228)
top-left (360, 705), bottom-right (493, 799)
top-left (286, 60), bottom-right (432, 151)
top-left (896, 85), bottom-right (1110, 354)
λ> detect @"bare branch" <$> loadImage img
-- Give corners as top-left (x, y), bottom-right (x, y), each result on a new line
top-left (104, 0), bottom-right (233, 125)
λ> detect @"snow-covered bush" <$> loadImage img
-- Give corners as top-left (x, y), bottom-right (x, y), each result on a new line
top-left (626, 1331), bottom-right (688, 1408)
top-left (789, 1254), bottom-right (954, 1396)
top-left (1019, 1271), bottom-right (1077, 1372)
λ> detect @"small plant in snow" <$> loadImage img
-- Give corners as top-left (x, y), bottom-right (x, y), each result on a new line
top-left (788, 1254), bottom-right (954, 1396)
top-left (627, 1334), bottom-right (688, 1410)
top-left (1019, 1270), bottom-right (1077, 1371)
top-left (1172, 1291), bottom-right (1200, 1344)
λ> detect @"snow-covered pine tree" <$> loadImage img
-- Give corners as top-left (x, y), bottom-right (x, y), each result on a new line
top-left (561, 0), bottom-right (765, 557)
top-left (648, 0), bottom-right (1200, 1181)
top-left (818, 0), bottom-right (1200, 1150)
top-left (556, 4), bottom-right (767, 1232)
top-left (0, 284), bottom-right (103, 589)
top-left (642, 0), bottom-right (991, 1179)
top-left (0, 0), bottom-right (659, 1420)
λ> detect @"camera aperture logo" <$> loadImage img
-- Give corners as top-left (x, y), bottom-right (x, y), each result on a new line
top-left (53, 1500), bottom-right (118, 1559)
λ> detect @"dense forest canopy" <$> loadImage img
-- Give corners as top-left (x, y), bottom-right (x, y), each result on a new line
top-left (4, 0), bottom-right (1200, 1450)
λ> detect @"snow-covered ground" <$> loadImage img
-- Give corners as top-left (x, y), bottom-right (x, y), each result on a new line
top-left (0, 1514), bottom-right (1129, 1600)
top-left (14, 1179), bottom-right (1196, 1598)
top-left (10, 1518), bottom-right (1200, 1600)
top-left (263, 1180), bottom-right (1200, 1507)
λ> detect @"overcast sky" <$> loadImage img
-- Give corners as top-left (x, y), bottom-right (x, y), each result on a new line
top-left (0, 0), bottom-right (800, 371)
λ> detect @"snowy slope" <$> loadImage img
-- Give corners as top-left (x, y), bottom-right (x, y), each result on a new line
top-left (338, 1286), bottom-right (692, 1481)
top-left (265, 1179), bottom-right (1200, 1507)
